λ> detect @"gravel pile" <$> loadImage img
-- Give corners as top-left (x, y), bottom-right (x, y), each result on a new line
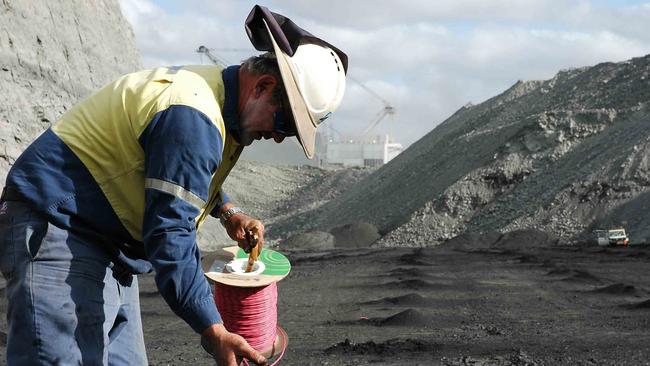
top-left (197, 162), bottom-right (372, 250)
top-left (270, 54), bottom-right (650, 247)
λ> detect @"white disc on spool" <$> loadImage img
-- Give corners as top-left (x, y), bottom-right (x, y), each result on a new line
top-left (225, 258), bottom-right (266, 276)
top-left (202, 246), bottom-right (291, 287)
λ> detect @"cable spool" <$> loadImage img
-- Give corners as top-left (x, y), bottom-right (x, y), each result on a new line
top-left (203, 246), bottom-right (291, 365)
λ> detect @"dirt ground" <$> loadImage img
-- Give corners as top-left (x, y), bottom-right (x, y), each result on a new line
top-left (2, 241), bottom-right (650, 365)
top-left (270, 243), bottom-right (650, 366)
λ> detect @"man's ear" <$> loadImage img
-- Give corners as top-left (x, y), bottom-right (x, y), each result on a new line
top-left (254, 75), bottom-right (279, 97)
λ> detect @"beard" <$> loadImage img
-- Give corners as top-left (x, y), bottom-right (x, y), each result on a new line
top-left (238, 99), bottom-right (258, 146)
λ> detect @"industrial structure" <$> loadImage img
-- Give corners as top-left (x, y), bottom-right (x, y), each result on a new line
top-left (325, 134), bottom-right (403, 167)
top-left (196, 46), bottom-right (403, 167)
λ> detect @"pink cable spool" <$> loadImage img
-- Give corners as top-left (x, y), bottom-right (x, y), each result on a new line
top-left (214, 282), bottom-right (278, 352)
top-left (203, 246), bottom-right (291, 365)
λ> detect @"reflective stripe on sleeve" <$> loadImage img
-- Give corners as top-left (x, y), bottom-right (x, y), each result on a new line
top-left (145, 178), bottom-right (205, 209)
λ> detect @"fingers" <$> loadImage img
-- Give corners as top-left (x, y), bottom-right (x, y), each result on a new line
top-left (236, 226), bottom-right (248, 250)
top-left (210, 337), bottom-right (253, 366)
top-left (255, 223), bottom-right (265, 251)
top-left (222, 350), bottom-right (237, 366)
top-left (203, 325), bottom-right (262, 366)
top-left (222, 334), bottom-right (267, 366)
top-left (202, 326), bottom-right (267, 366)
top-left (234, 338), bottom-right (268, 366)
top-left (245, 220), bottom-right (264, 235)
top-left (243, 221), bottom-right (264, 253)
top-left (226, 214), bottom-right (266, 252)
top-left (247, 221), bottom-right (265, 251)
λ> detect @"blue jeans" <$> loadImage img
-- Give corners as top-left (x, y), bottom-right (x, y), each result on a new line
top-left (0, 201), bottom-right (148, 365)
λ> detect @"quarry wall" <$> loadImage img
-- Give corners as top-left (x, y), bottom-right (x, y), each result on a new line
top-left (0, 0), bottom-right (142, 181)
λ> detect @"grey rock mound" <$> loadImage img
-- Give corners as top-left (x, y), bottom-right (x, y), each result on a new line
top-left (271, 54), bottom-right (650, 246)
top-left (197, 162), bottom-right (371, 251)
top-left (281, 231), bottom-right (335, 251)
top-left (330, 222), bottom-right (380, 248)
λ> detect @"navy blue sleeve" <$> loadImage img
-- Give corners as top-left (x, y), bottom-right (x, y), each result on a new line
top-left (209, 190), bottom-right (231, 218)
top-left (139, 105), bottom-right (223, 334)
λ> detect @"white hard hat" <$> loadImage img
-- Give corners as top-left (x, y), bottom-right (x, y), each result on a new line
top-left (264, 20), bottom-right (346, 159)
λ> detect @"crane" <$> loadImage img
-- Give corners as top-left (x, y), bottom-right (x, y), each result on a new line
top-left (196, 45), bottom-right (232, 67)
top-left (348, 76), bottom-right (396, 141)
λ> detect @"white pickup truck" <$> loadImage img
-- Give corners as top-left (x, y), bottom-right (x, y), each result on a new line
top-left (593, 228), bottom-right (630, 247)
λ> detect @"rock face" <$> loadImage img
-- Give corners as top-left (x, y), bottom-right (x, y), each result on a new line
top-left (272, 55), bottom-right (650, 245)
top-left (0, 0), bottom-right (142, 181)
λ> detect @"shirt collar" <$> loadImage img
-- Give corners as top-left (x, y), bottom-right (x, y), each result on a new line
top-left (222, 65), bottom-right (242, 141)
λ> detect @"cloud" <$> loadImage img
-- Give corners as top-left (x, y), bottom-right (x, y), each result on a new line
top-left (118, 0), bottom-right (253, 67)
top-left (118, 0), bottom-right (650, 148)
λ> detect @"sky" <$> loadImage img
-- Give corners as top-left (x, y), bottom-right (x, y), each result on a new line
top-left (118, 0), bottom-right (650, 148)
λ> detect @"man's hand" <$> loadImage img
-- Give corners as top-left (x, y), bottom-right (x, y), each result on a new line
top-left (224, 211), bottom-right (265, 253)
top-left (201, 324), bottom-right (268, 366)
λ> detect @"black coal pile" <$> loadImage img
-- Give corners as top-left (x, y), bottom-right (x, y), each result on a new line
top-left (272, 54), bottom-right (650, 246)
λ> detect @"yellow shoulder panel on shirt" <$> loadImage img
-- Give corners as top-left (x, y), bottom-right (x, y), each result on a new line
top-left (51, 65), bottom-right (227, 241)
top-left (126, 67), bottom-right (227, 142)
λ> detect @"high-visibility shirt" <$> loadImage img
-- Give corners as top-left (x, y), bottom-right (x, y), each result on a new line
top-left (5, 64), bottom-right (245, 333)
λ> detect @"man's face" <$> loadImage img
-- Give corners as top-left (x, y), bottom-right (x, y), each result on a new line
top-left (239, 85), bottom-right (287, 146)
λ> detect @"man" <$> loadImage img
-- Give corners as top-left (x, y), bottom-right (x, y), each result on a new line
top-left (0, 6), bottom-right (347, 366)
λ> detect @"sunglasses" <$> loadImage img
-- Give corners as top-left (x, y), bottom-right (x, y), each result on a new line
top-left (272, 94), bottom-right (297, 137)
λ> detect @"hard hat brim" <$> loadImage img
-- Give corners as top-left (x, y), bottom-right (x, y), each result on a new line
top-left (263, 20), bottom-right (318, 159)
